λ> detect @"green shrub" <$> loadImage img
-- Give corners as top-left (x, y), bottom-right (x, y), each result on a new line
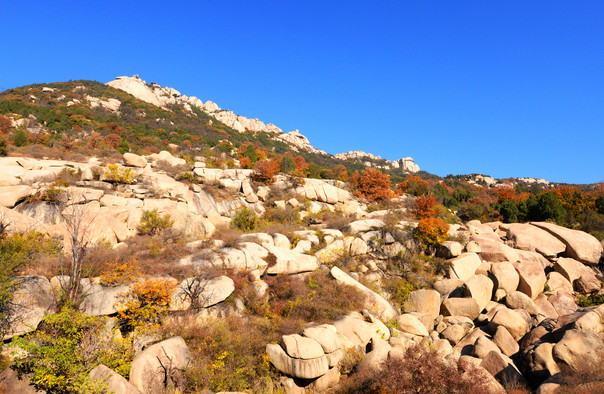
top-left (117, 139), bottom-right (130, 154)
top-left (0, 229), bottom-right (61, 339)
top-left (231, 206), bottom-right (257, 232)
top-left (138, 209), bottom-right (174, 235)
top-left (578, 293), bottom-right (604, 307)
top-left (13, 307), bottom-right (132, 393)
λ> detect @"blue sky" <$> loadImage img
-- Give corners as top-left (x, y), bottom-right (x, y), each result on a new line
top-left (1, 1), bottom-right (603, 184)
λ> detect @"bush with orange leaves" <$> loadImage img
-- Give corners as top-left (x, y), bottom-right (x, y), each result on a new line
top-left (117, 278), bottom-right (175, 334)
top-left (396, 175), bottom-right (432, 196)
top-left (350, 168), bottom-right (392, 202)
top-left (413, 194), bottom-right (442, 218)
top-left (252, 159), bottom-right (280, 184)
top-left (414, 218), bottom-right (449, 252)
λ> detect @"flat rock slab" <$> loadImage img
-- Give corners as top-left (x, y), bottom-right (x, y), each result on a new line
top-left (531, 222), bottom-right (603, 265)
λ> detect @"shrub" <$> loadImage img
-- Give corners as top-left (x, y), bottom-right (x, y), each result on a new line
top-left (162, 315), bottom-right (279, 393)
top-left (13, 307), bottom-right (132, 393)
top-left (264, 270), bottom-right (366, 324)
top-left (498, 199), bottom-right (519, 223)
top-left (350, 168), bottom-right (392, 202)
top-left (99, 258), bottom-right (140, 286)
top-left (338, 346), bottom-right (492, 394)
top-left (117, 139), bottom-right (130, 154)
top-left (138, 209), bottom-right (173, 235)
top-left (11, 128), bottom-right (28, 147)
top-left (0, 228), bottom-right (61, 339)
top-left (0, 137), bottom-right (7, 156)
top-left (231, 206), bottom-right (257, 232)
top-left (116, 278), bottom-right (175, 334)
top-left (102, 163), bottom-right (135, 184)
top-left (383, 277), bottom-right (417, 311)
top-left (414, 218), bottom-right (450, 252)
top-left (396, 175), bottom-right (431, 196)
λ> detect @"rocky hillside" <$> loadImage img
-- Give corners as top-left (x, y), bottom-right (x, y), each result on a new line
top-left (0, 76), bottom-right (603, 393)
top-left (0, 146), bottom-right (601, 393)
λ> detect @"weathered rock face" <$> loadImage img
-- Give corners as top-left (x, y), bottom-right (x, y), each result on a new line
top-left (90, 364), bottom-right (142, 394)
top-left (449, 253), bottom-right (482, 281)
top-left (441, 297), bottom-right (481, 320)
top-left (5, 276), bottom-right (55, 339)
top-left (506, 223), bottom-right (566, 256)
top-left (266, 343), bottom-right (329, 380)
top-left (0, 185), bottom-right (33, 208)
top-left (488, 308), bottom-right (530, 341)
top-left (123, 153), bottom-right (147, 168)
top-left (405, 289), bottom-right (441, 320)
top-left (531, 222), bottom-right (603, 265)
top-left (552, 329), bottom-right (604, 372)
top-left (129, 336), bottom-right (192, 393)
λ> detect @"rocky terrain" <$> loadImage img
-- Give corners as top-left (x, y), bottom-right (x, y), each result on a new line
top-left (0, 76), bottom-right (602, 394)
top-left (0, 148), bottom-right (601, 393)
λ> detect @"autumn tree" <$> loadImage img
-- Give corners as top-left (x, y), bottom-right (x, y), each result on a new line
top-left (0, 115), bottom-right (12, 134)
top-left (293, 155), bottom-right (310, 177)
top-left (396, 175), bottom-right (431, 196)
top-left (414, 218), bottom-right (450, 253)
top-left (252, 159), bottom-right (280, 184)
top-left (413, 194), bottom-right (441, 218)
top-left (350, 168), bottom-right (392, 202)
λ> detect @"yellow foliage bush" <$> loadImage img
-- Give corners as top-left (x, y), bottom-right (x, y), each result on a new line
top-left (116, 278), bottom-right (175, 333)
top-left (99, 258), bottom-right (140, 286)
top-left (103, 164), bottom-right (135, 184)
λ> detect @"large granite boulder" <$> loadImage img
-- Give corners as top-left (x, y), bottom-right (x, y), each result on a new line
top-left (129, 336), bottom-right (192, 393)
top-left (531, 222), bottom-right (603, 265)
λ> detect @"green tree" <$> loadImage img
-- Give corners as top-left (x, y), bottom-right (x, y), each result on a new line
top-left (596, 194), bottom-right (604, 215)
top-left (280, 155), bottom-right (295, 173)
top-left (526, 192), bottom-right (565, 222)
top-left (11, 129), bottom-right (28, 147)
top-left (499, 199), bottom-right (519, 223)
top-left (244, 144), bottom-right (258, 164)
top-left (117, 139), bottom-right (130, 154)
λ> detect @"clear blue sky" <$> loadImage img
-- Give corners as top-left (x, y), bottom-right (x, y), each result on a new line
top-left (1, 1), bottom-right (603, 184)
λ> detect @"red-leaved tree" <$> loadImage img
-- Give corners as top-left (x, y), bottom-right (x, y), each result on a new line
top-left (350, 168), bottom-right (392, 202)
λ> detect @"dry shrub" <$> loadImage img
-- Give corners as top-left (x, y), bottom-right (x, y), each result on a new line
top-left (320, 211), bottom-right (353, 232)
top-left (119, 234), bottom-right (191, 276)
top-left (263, 270), bottom-right (366, 325)
top-left (161, 315), bottom-right (280, 393)
top-left (99, 258), bottom-right (140, 286)
top-left (338, 346), bottom-right (492, 394)
top-left (213, 226), bottom-right (242, 248)
top-left (557, 350), bottom-right (604, 394)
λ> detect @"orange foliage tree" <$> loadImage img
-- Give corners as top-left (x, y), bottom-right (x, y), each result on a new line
top-left (252, 159), bottom-right (280, 184)
top-left (414, 218), bottom-right (450, 252)
top-left (413, 195), bottom-right (442, 218)
top-left (293, 156), bottom-right (310, 177)
top-left (396, 175), bottom-right (432, 196)
top-left (0, 115), bottom-right (13, 134)
top-left (350, 168), bottom-right (392, 202)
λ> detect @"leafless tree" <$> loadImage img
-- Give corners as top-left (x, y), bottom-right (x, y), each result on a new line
top-left (61, 196), bottom-right (97, 302)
